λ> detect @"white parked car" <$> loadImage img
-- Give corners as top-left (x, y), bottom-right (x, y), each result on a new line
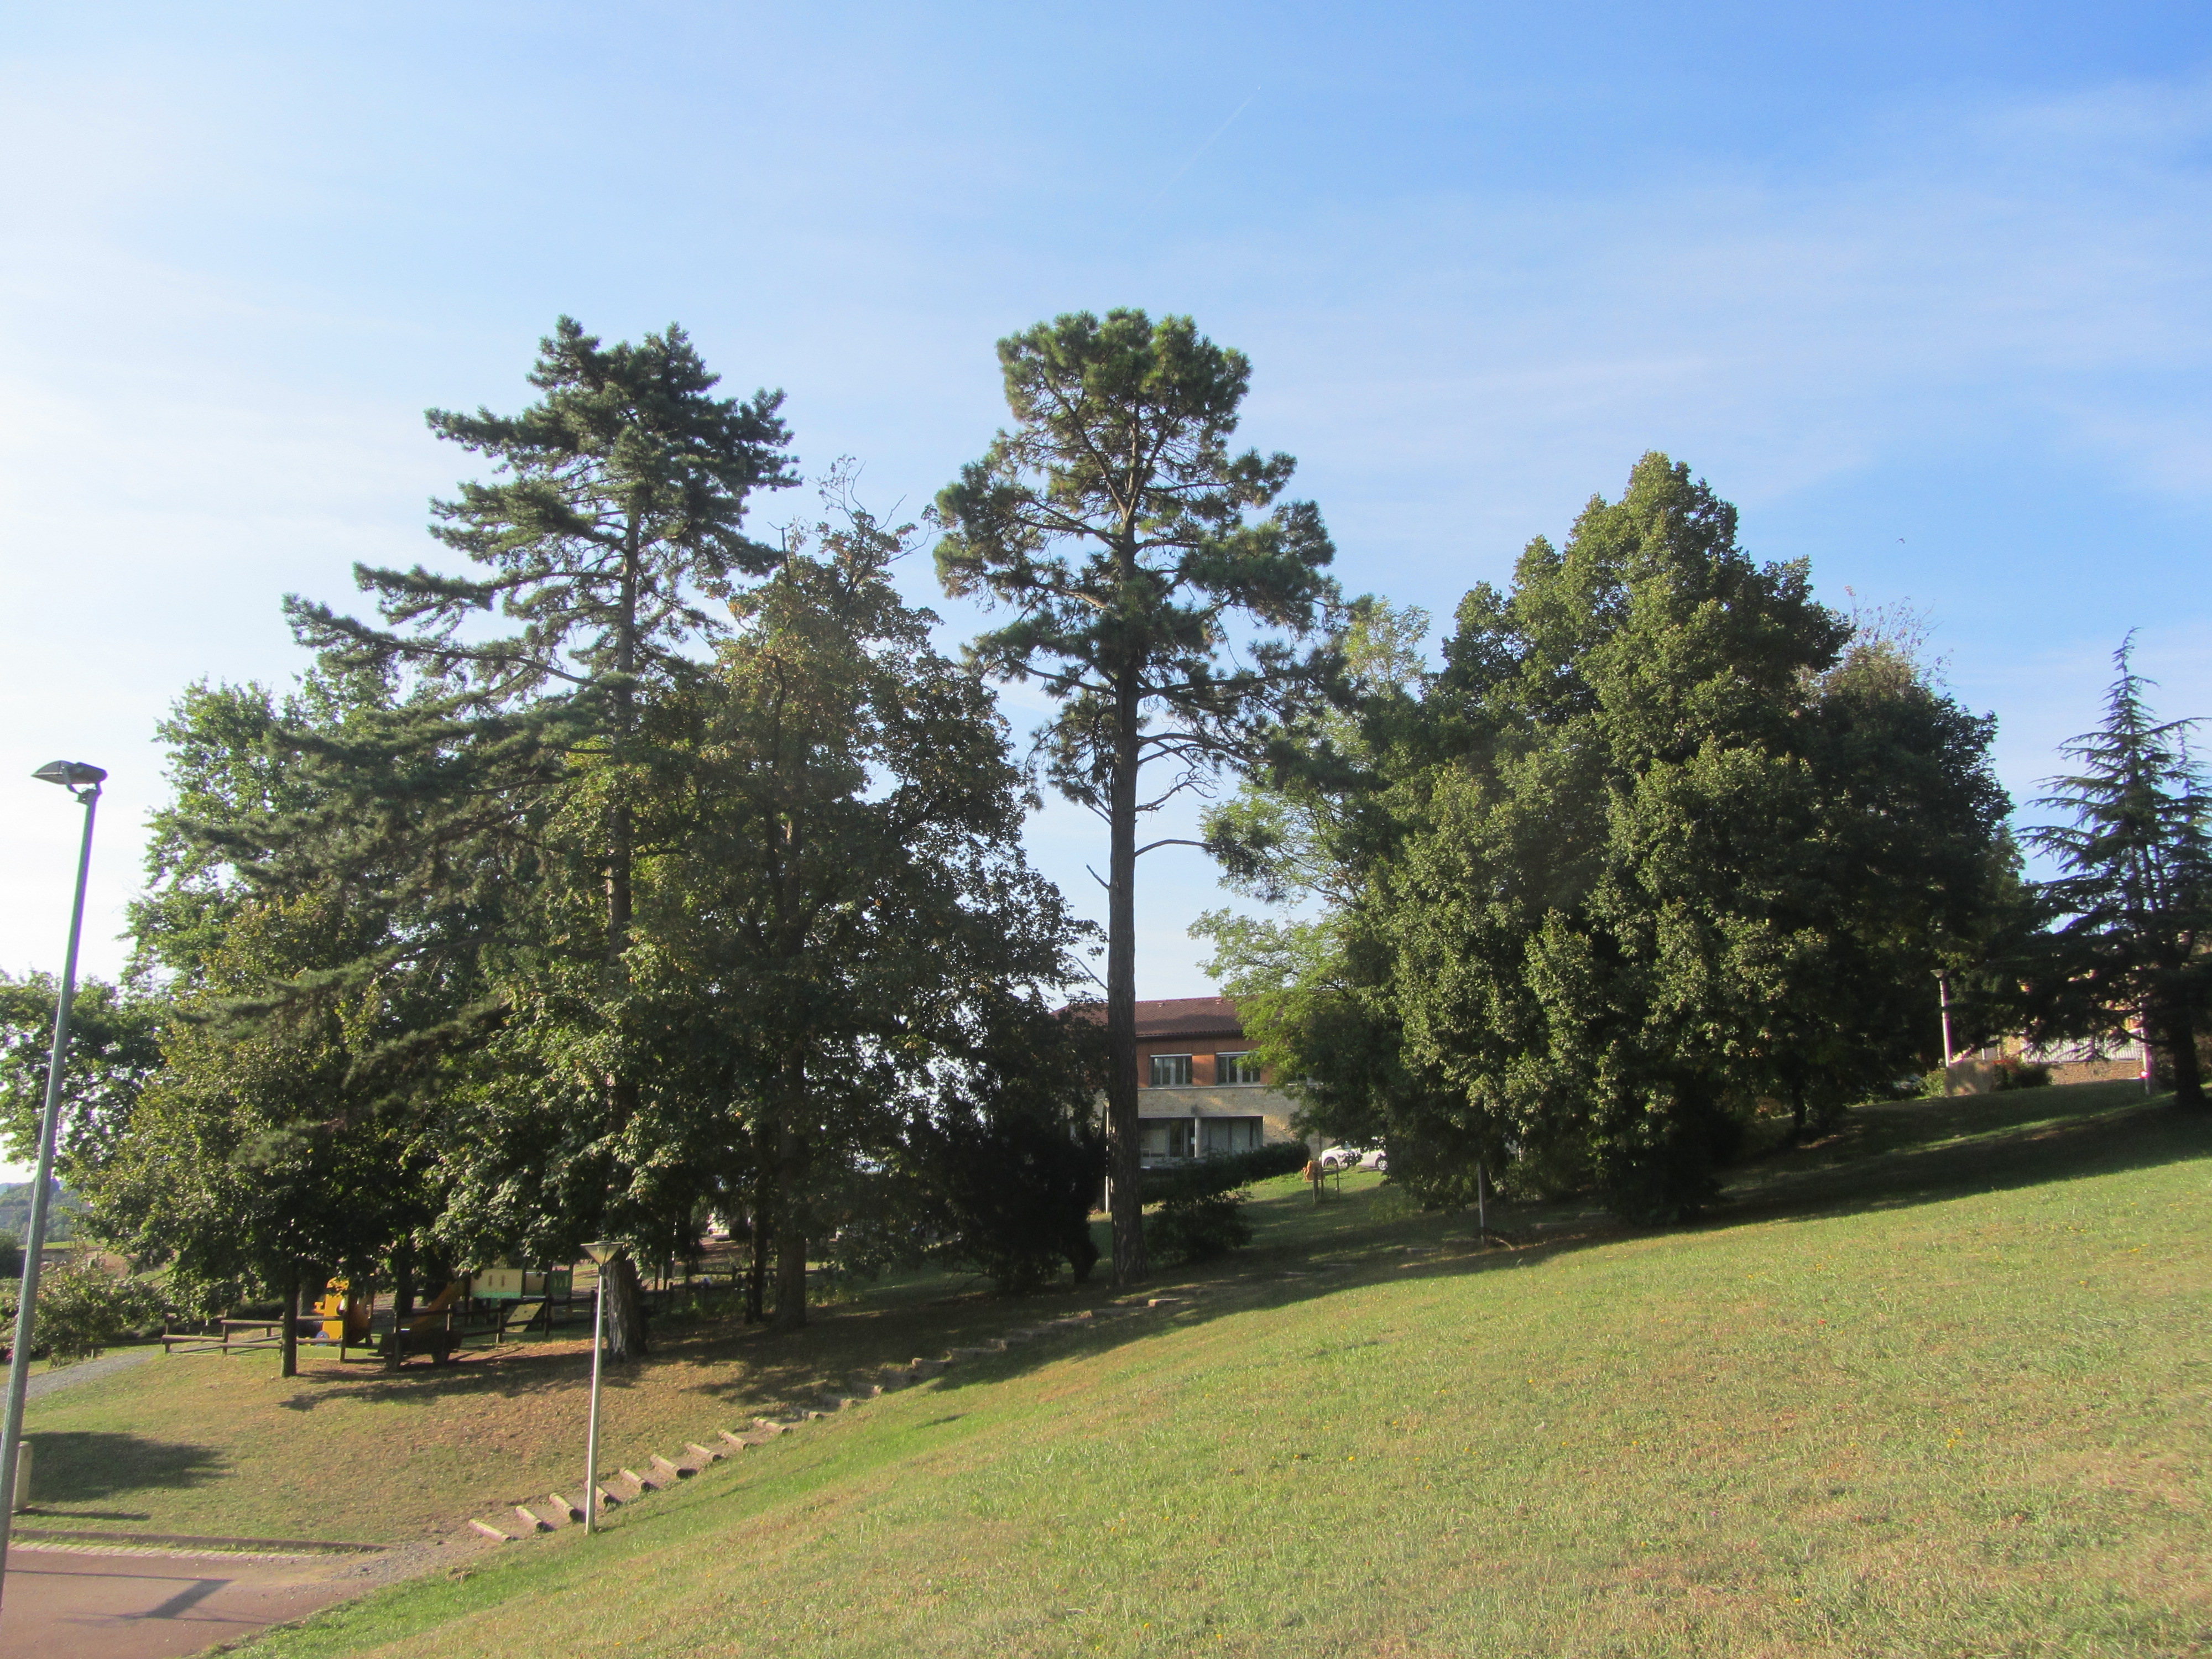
top-left (1318, 1145), bottom-right (1364, 1171)
top-left (1357, 1147), bottom-right (1389, 1172)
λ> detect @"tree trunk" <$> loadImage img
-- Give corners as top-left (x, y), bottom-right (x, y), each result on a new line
top-left (388, 1255), bottom-right (415, 1370)
top-left (2163, 1011), bottom-right (2205, 1107)
top-left (1105, 676), bottom-right (1148, 1285)
top-left (1786, 1079), bottom-right (1807, 1146)
top-left (745, 1155), bottom-right (773, 1324)
top-left (774, 1117), bottom-right (811, 1332)
top-left (280, 1269), bottom-right (300, 1379)
top-left (746, 1207), bottom-right (770, 1324)
top-left (603, 1251), bottom-right (650, 1360)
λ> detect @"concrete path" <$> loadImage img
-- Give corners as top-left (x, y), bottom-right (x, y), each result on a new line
top-left (24, 1348), bottom-right (154, 1405)
top-left (0, 1542), bottom-right (375, 1658)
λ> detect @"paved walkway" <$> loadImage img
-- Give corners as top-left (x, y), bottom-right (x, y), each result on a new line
top-left (24, 1348), bottom-right (153, 1405)
top-left (0, 1543), bottom-right (374, 1658)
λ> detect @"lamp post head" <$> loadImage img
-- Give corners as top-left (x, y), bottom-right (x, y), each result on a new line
top-left (583, 1239), bottom-right (617, 1265)
top-left (33, 760), bottom-right (107, 798)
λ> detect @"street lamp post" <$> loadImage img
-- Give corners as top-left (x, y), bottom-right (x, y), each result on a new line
top-left (0, 761), bottom-right (106, 1620)
top-left (581, 1241), bottom-right (613, 1533)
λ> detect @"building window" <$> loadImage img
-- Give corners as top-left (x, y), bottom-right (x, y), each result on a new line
top-left (1199, 1117), bottom-right (1262, 1155)
top-left (1216, 1051), bottom-right (1263, 1085)
top-left (1149, 1053), bottom-right (1193, 1087)
top-left (1139, 1119), bottom-right (1194, 1161)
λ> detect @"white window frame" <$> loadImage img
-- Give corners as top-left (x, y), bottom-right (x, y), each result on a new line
top-left (1215, 1051), bottom-right (1263, 1085)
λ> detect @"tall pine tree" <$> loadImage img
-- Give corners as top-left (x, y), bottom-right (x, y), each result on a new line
top-left (935, 310), bottom-right (1339, 1282)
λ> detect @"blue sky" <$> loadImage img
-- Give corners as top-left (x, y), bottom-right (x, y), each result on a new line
top-left (4, 3), bottom-right (2210, 1089)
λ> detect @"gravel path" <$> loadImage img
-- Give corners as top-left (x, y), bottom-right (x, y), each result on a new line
top-left (22, 1344), bottom-right (153, 1402)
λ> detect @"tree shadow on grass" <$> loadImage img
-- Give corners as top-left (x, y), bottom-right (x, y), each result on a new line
top-left (274, 1343), bottom-right (612, 1413)
top-left (916, 1089), bottom-right (2211, 1395)
top-left (27, 1431), bottom-right (225, 1505)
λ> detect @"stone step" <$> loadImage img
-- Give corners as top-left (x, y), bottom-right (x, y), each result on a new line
top-left (752, 1418), bottom-right (792, 1436)
top-left (718, 1429), bottom-right (755, 1450)
top-left (649, 1453), bottom-right (695, 1480)
top-left (513, 1505), bottom-right (554, 1533)
top-left (546, 1494), bottom-right (586, 1524)
top-left (469, 1519), bottom-right (514, 1542)
top-left (686, 1442), bottom-right (725, 1464)
top-left (593, 1484), bottom-right (626, 1510)
top-left (620, 1465), bottom-right (666, 1492)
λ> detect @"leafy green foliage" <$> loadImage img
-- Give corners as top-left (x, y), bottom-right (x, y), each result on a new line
top-left (1208, 455), bottom-right (2012, 1222)
top-left (0, 973), bottom-right (168, 1182)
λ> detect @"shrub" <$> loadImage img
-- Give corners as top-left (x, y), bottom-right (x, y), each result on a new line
top-left (1145, 1191), bottom-right (1253, 1264)
top-left (0, 1231), bottom-right (20, 1279)
top-left (5, 1261), bottom-right (166, 1365)
top-left (1992, 1060), bottom-right (2052, 1091)
top-left (1138, 1141), bottom-right (1310, 1206)
top-left (911, 1110), bottom-right (1107, 1293)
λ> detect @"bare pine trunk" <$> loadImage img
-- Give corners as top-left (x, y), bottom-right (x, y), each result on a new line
top-left (1105, 678), bottom-right (1147, 1285)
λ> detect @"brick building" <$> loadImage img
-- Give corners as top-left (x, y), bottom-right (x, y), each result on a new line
top-left (1122, 996), bottom-right (1305, 1165)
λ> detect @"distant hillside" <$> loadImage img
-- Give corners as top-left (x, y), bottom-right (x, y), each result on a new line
top-left (0, 1178), bottom-right (82, 1243)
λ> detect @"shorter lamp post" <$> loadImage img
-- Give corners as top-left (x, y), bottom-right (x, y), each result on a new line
top-left (0, 761), bottom-right (106, 1623)
top-left (581, 1241), bottom-right (614, 1533)
top-left (1934, 969), bottom-right (1954, 1080)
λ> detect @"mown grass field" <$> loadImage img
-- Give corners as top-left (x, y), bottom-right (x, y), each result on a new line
top-left (178, 1078), bottom-right (2208, 1658)
top-left (17, 1254), bottom-right (1119, 1543)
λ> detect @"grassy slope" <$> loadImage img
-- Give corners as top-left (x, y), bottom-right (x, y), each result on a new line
top-left (18, 1260), bottom-right (1123, 1544)
top-left (217, 1081), bottom-right (2209, 1658)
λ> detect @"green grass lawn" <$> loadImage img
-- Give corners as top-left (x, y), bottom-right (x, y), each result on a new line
top-left (186, 1078), bottom-right (2210, 1658)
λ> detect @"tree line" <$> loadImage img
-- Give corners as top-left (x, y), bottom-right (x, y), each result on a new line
top-left (3, 310), bottom-right (2204, 1361)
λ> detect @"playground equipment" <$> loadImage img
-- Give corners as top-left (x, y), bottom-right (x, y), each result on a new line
top-left (315, 1282), bottom-right (372, 1344)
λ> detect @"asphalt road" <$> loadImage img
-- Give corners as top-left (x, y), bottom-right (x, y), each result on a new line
top-left (0, 1541), bottom-right (375, 1658)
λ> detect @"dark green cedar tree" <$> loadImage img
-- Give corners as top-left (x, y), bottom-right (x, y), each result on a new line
top-left (2025, 641), bottom-right (2212, 1108)
top-left (285, 319), bottom-right (796, 1358)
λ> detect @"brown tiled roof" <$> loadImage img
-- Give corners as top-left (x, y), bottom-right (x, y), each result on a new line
top-left (1063, 996), bottom-right (1249, 1039)
top-left (1131, 996), bottom-right (1246, 1040)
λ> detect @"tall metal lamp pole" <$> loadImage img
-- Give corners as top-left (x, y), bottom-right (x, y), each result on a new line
top-left (0, 761), bottom-right (106, 1619)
